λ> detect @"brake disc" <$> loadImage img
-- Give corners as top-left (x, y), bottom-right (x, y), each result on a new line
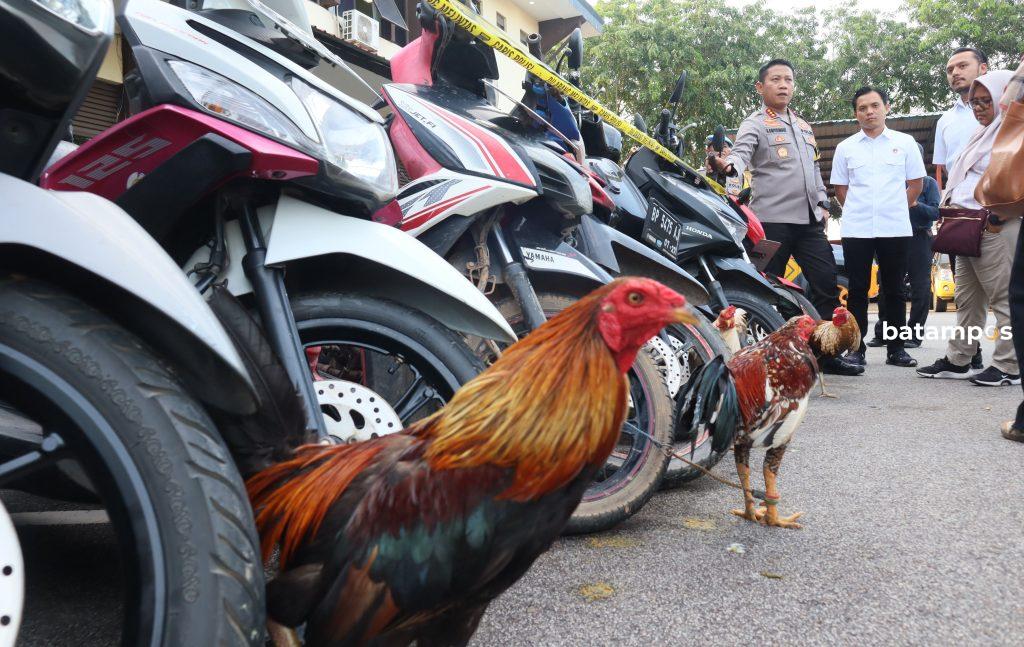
top-left (0, 498), bottom-right (24, 644)
top-left (314, 380), bottom-right (404, 443)
top-left (645, 336), bottom-right (683, 396)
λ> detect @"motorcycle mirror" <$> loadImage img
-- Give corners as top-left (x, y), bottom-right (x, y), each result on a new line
top-left (711, 124), bottom-right (726, 153)
top-left (527, 32), bottom-right (543, 58)
top-left (567, 28), bottom-right (584, 70)
top-left (632, 113), bottom-right (647, 134)
top-left (669, 71), bottom-right (688, 105)
top-left (737, 187), bottom-right (752, 205)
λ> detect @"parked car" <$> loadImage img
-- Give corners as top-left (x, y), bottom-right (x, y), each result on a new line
top-left (932, 253), bottom-right (955, 312)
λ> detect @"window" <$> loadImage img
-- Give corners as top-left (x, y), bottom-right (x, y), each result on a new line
top-left (520, 29), bottom-right (529, 46)
top-left (496, 12), bottom-right (506, 31)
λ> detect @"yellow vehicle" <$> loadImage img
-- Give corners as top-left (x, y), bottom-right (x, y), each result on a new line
top-left (932, 253), bottom-right (955, 312)
top-left (785, 249), bottom-right (878, 308)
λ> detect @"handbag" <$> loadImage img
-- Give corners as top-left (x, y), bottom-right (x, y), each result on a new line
top-left (976, 99), bottom-right (1024, 218)
top-left (932, 207), bottom-right (987, 257)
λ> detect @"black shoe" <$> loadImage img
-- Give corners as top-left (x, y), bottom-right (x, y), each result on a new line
top-left (865, 337), bottom-right (885, 348)
top-left (845, 351), bottom-right (866, 367)
top-left (820, 356), bottom-right (865, 376)
top-left (916, 357), bottom-right (971, 379)
top-left (971, 349), bottom-right (984, 370)
top-left (886, 350), bottom-right (918, 367)
top-left (904, 339), bottom-right (922, 349)
top-left (969, 366), bottom-right (1022, 386)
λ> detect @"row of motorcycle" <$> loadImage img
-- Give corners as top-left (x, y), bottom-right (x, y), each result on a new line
top-left (0, 0), bottom-right (817, 643)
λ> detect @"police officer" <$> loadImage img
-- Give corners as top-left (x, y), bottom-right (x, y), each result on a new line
top-left (709, 58), bottom-right (860, 376)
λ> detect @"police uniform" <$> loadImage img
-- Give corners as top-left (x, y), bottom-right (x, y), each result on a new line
top-left (725, 104), bottom-right (838, 317)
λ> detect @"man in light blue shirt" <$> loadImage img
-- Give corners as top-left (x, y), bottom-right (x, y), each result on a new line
top-left (831, 86), bottom-right (926, 369)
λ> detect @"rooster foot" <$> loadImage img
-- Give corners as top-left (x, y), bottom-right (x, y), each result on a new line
top-left (818, 391), bottom-right (839, 399)
top-left (731, 508), bottom-right (763, 522)
top-left (757, 508), bottom-right (804, 529)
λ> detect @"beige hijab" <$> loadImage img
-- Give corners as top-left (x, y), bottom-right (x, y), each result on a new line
top-left (943, 70), bottom-right (1014, 199)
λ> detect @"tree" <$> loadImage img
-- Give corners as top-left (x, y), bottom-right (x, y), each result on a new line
top-left (906, 0), bottom-right (1024, 69)
top-left (579, 0), bottom-right (1021, 165)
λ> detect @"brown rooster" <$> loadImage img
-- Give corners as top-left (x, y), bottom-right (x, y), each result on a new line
top-left (239, 278), bottom-right (697, 646)
top-left (677, 315), bottom-right (818, 529)
top-left (809, 306), bottom-right (861, 398)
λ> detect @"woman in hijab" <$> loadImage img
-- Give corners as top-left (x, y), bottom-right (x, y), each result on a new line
top-left (917, 71), bottom-right (1018, 386)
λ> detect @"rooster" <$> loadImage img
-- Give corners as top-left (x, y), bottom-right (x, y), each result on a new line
top-left (223, 278), bottom-right (697, 646)
top-left (809, 306), bottom-right (861, 398)
top-left (713, 305), bottom-right (748, 353)
top-left (677, 315), bottom-right (818, 529)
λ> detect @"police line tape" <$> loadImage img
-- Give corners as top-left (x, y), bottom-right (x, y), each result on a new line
top-left (420, 0), bottom-right (726, 195)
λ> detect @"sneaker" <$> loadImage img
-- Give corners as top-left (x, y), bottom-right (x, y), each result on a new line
top-left (916, 357), bottom-right (971, 379)
top-left (865, 337), bottom-right (885, 348)
top-left (886, 350), bottom-right (918, 367)
top-left (969, 366), bottom-right (1021, 386)
top-left (845, 351), bottom-right (866, 366)
top-left (971, 349), bottom-right (983, 370)
top-left (820, 356), bottom-right (864, 376)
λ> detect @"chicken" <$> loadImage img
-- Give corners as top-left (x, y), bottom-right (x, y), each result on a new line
top-left (809, 306), bottom-right (861, 398)
top-left (713, 305), bottom-right (748, 353)
top-left (677, 315), bottom-right (818, 529)
top-left (235, 278), bottom-right (696, 647)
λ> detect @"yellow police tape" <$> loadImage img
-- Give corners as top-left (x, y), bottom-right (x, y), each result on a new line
top-left (421, 0), bottom-right (726, 195)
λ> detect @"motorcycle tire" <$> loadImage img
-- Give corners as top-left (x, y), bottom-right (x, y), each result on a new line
top-left (290, 292), bottom-right (484, 429)
top-left (485, 292), bottom-right (672, 535)
top-left (776, 288), bottom-right (821, 321)
top-left (722, 286), bottom-right (787, 344)
top-left (659, 316), bottom-right (733, 488)
top-left (0, 276), bottom-right (264, 646)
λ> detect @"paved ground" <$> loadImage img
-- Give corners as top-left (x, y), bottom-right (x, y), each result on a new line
top-left (473, 312), bottom-right (1024, 646)
top-left (5, 312), bottom-right (1024, 645)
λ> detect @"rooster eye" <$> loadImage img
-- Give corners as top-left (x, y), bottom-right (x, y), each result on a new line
top-left (627, 292), bottom-right (644, 305)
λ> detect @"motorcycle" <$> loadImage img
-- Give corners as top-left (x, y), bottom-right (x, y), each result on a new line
top-left (514, 30), bottom-right (733, 487)
top-left (606, 73), bottom-right (794, 340)
top-left (0, 0), bottom-right (266, 642)
top-left (381, 5), bottom-right (731, 528)
top-left (40, 0), bottom-right (518, 447)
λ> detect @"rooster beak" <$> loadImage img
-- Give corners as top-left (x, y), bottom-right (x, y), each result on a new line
top-left (670, 306), bottom-right (698, 325)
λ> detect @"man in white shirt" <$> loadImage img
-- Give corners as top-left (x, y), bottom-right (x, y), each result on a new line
top-left (933, 47), bottom-right (988, 189)
top-left (831, 87), bottom-right (926, 368)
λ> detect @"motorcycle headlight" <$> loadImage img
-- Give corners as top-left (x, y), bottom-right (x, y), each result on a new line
top-left (717, 212), bottom-right (748, 247)
top-left (31, 0), bottom-right (110, 33)
top-left (169, 60), bottom-right (310, 149)
top-left (290, 78), bottom-right (397, 199)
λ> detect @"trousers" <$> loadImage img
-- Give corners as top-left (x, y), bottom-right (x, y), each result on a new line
top-left (763, 219), bottom-right (838, 319)
top-left (843, 236), bottom-right (911, 353)
top-left (873, 229), bottom-right (934, 339)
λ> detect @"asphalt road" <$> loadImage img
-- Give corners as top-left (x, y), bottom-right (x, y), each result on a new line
top-left (4, 312), bottom-right (1024, 646)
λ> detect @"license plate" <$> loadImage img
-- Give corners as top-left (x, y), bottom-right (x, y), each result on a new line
top-left (641, 197), bottom-right (683, 259)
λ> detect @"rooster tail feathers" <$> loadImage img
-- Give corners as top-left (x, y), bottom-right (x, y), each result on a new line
top-left (208, 285), bottom-right (311, 477)
top-left (675, 355), bottom-right (739, 454)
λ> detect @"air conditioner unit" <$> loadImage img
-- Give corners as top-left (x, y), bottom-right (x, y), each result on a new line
top-left (340, 10), bottom-right (379, 53)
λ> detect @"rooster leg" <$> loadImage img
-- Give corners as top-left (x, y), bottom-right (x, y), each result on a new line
top-left (758, 446), bottom-right (803, 529)
top-left (267, 620), bottom-right (302, 647)
top-left (730, 440), bottom-right (759, 521)
top-left (817, 373), bottom-right (837, 399)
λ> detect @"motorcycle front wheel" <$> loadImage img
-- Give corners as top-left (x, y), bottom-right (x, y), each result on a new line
top-left (481, 292), bottom-right (673, 535)
top-left (721, 285), bottom-right (787, 344)
top-left (0, 276), bottom-right (264, 646)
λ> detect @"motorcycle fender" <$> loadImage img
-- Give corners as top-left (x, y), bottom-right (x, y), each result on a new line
top-left (709, 256), bottom-right (781, 303)
top-left (0, 177), bottom-right (256, 414)
top-left (224, 195), bottom-right (517, 343)
top-left (579, 215), bottom-right (709, 307)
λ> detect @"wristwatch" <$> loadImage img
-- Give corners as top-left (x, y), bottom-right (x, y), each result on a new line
top-left (988, 213), bottom-right (1006, 227)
